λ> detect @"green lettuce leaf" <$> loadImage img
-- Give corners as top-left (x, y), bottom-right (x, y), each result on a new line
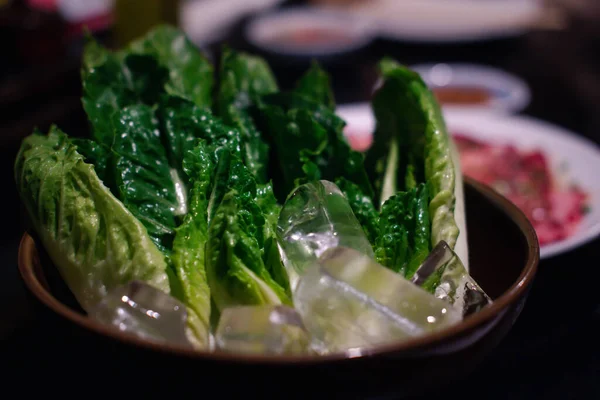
top-left (256, 182), bottom-right (291, 296)
top-left (293, 61), bottom-right (335, 110)
top-left (81, 40), bottom-right (168, 146)
top-left (374, 183), bottom-right (430, 278)
top-left (159, 95), bottom-right (242, 184)
top-left (71, 138), bottom-right (113, 192)
top-left (255, 94), bottom-right (373, 204)
top-left (366, 58), bottom-right (458, 249)
top-left (128, 24), bottom-right (214, 110)
top-left (14, 127), bottom-right (170, 311)
top-left (110, 105), bottom-right (180, 252)
top-left (205, 190), bottom-right (291, 311)
top-left (170, 142), bottom-right (214, 348)
top-left (215, 48), bottom-right (278, 183)
top-left (335, 177), bottom-right (379, 245)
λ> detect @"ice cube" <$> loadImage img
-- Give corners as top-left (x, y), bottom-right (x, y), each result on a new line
top-left (294, 247), bottom-right (461, 353)
top-left (411, 240), bottom-right (492, 317)
top-left (277, 180), bottom-right (375, 291)
top-left (215, 305), bottom-right (312, 355)
top-left (89, 280), bottom-right (192, 347)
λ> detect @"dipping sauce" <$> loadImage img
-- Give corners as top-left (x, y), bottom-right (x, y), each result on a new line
top-left (432, 86), bottom-right (492, 106)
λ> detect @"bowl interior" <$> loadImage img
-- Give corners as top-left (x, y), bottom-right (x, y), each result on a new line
top-left (18, 178), bottom-right (539, 363)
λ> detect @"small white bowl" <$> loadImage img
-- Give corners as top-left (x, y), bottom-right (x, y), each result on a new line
top-left (244, 6), bottom-right (375, 58)
top-left (410, 63), bottom-right (532, 114)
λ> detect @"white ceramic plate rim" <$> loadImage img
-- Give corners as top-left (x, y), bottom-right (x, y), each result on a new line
top-left (331, 0), bottom-right (543, 43)
top-left (244, 6), bottom-right (376, 56)
top-left (335, 103), bottom-right (600, 259)
top-left (409, 63), bottom-right (532, 114)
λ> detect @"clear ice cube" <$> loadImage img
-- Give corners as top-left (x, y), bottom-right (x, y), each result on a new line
top-left (411, 240), bottom-right (492, 317)
top-left (294, 247), bottom-right (462, 353)
top-left (277, 180), bottom-right (375, 291)
top-left (215, 305), bottom-right (312, 355)
top-left (89, 280), bottom-right (192, 347)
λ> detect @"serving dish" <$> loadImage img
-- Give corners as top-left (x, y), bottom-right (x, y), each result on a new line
top-left (18, 177), bottom-right (538, 398)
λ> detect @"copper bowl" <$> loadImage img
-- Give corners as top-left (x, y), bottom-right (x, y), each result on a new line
top-left (17, 177), bottom-right (539, 398)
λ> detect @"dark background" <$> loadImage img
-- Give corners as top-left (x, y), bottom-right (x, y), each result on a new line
top-left (1, 0), bottom-right (599, 397)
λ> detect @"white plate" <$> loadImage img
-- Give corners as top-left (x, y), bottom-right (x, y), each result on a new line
top-left (336, 104), bottom-right (600, 259)
top-left (244, 6), bottom-right (375, 57)
top-left (180, 0), bottom-right (285, 46)
top-left (410, 63), bottom-right (531, 114)
top-left (322, 0), bottom-right (544, 44)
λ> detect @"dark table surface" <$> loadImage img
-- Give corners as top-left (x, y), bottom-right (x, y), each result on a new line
top-left (2, 4), bottom-right (600, 398)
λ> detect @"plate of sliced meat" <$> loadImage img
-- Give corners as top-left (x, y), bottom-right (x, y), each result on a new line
top-left (338, 104), bottom-right (600, 259)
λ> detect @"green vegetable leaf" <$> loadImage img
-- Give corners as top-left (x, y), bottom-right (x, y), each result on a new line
top-left (159, 95), bottom-right (242, 183)
top-left (255, 106), bottom-right (328, 201)
top-left (255, 95), bottom-right (373, 203)
top-left (260, 92), bottom-right (345, 139)
top-left (71, 138), bottom-right (113, 192)
top-left (374, 183), bottom-right (430, 278)
top-left (170, 142), bottom-right (214, 348)
top-left (205, 145), bottom-right (256, 225)
top-left (256, 181), bottom-right (291, 296)
top-left (335, 177), bottom-right (379, 245)
top-left (128, 24), bottom-right (214, 109)
top-left (409, 182), bottom-right (431, 276)
top-left (367, 58), bottom-right (458, 250)
top-left (111, 105), bottom-right (180, 251)
top-left (14, 127), bottom-right (170, 311)
top-left (205, 190), bottom-right (291, 311)
top-left (216, 48), bottom-right (278, 183)
top-left (293, 61), bottom-right (335, 110)
top-left (81, 39), bottom-right (168, 147)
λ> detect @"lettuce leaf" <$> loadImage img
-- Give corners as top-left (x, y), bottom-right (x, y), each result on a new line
top-left (81, 40), bottom-right (169, 147)
top-left (159, 95), bottom-right (242, 185)
top-left (293, 60), bottom-right (336, 110)
top-left (367, 58), bottom-right (458, 250)
top-left (253, 65), bottom-right (375, 242)
top-left (335, 177), bottom-right (379, 245)
top-left (170, 142), bottom-right (214, 348)
top-left (128, 24), bottom-right (214, 110)
top-left (71, 138), bottom-right (113, 192)
top-left (256, 182), bottom-right (291, 296)
top-left (215, 48), bottom-right (278, 183)
top-left (254, 67), bottom-right (373, 204)
top-left (374, 183), bottom-right (430, 278)
top-left (110, 105), bottom-right (180, 252)
top-left (206, 190), bottom-right (291, 311)
top-left (15, 126), bottom-right (170, 310)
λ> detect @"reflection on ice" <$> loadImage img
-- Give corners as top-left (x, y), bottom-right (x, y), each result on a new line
top-left (412, 240), bottom-right (492, 317)
top-left (215, 305), bottom-right (312, 355)
top-left (89, 280), bottom-right (192, 347)
top-left (277, 180), bottom-right (374, 291)
top-left (294, 247), bottom-right (461, 353)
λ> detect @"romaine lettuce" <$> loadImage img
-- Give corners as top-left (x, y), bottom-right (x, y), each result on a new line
top-left (206, 190), bottom-right (291, 311)
top-left (215, 48), bottom-right (278, 183)
top-left (367, 58), bottom-right (459, 250)
top-left (15, 127), bottom-right (170, 311)
top-left (127, 24), bottom-right (214, 110)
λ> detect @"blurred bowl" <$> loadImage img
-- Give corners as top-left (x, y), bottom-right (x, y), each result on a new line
top-left (410, 63), bottom-right (532, 114)
top-left (243, 6), bottom-right (375, 60)
top-left (18, 177), bottom-right (538, 398)
top-left (329, 0), bottom-right (544, 44)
